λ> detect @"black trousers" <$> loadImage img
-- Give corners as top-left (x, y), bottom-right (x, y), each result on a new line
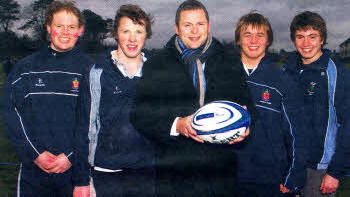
top-left (301, 168), bottom-right (336, 197)
top-left (155, 167), bottom-right (238, 197)
top-left (92, 168), bottom-right (155, 197)
top-left (17, 164), bottom-right (73, 197)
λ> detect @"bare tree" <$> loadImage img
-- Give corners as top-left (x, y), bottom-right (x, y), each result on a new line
top-left (0, 0), bottom-right (20, 33)
top-left (81, 9), bottom-right (112, 52)
top-left (19, 0), bottom-right (53, 43)
top-left (82, 9), bottom-right (111, 44)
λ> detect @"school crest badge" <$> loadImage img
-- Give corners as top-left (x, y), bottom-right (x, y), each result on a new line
top-left (262, 89), bottom-right (270, 102)
top-left (72, 78), bottom-right (79, 90)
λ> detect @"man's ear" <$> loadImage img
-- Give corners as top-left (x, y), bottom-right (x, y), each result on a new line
top-left (208, 22), bottom-right (211, 34)
top-left (175, 24), bottom-right (179, 35)
top-left (78, 26), bottom-right (84, 36)
top-left (47, 25), bottom-right (52, 35)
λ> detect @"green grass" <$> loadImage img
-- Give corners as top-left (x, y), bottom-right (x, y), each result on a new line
top-left (0, 116), bottom-right (19, 197)
top-left (0, 63), bottom-right (19, 197)
top-left (345, 63), bottom-right (350, 70)
top-left (337, 178), bottom-right (350, 197)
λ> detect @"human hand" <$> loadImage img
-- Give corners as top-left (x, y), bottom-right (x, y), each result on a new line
top-left (229, 105), bottom-right (250, 145)
top-left (49, 153), bottom-right (72, 173)
top-left (177, 114), bottom-right (204, 143)
top-left (73, 186), bottom-right (90, 197)
top-left (320, 174), bottom-right (339, 194)
top-left (280, 184), bottom-right (291, 193)
top-left (229, 126), bottom-right (250, 145)
top-left (34, 151), bottom-right (57, 173)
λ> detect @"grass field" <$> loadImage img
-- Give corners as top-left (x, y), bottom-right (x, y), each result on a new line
top-left (345, 63), bottom-right (350, 69)
top-left (0, 63), bottom-right (19, 197)
top-left (0, 62), bottom-right (349, 196)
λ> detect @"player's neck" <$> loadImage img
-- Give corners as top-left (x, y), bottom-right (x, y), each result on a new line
top-left (113, 50), bottom-right (142, 76)
top-left (241, 56), bottom-right (261, 69)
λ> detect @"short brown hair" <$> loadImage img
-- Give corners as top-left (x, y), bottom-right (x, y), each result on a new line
top-left (45, 0), bottom-right (85, 27)
top-left (113, 4), bottom-right (153, 39)
top-left (290, 11), bottom-right (327, 46)
top-left (175, 0), bottom-right (209, 26)
top-left (235, 12), bottom-right (273, 48)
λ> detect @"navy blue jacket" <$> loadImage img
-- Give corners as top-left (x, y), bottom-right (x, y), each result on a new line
top-left (87, 49), bottom-right (154, 170)
top-left (283, 49), bottom-right (350, 180)
top-left (2, 44), bottom-right (92, 186)
top-left (236, 55), bottom-right (308, 191)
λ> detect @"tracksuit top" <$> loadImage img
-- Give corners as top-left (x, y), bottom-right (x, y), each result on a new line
top-left (87, 49), bottom-right (154, 171)
top-left (283, 49), bottom-right (350, 180)
top-left (2, 44), bottom-right (92, 186)
top-left (236, 55), bottom-right (308, 191)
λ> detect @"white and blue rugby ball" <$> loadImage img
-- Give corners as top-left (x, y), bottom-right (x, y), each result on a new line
top-left (191, 101), bottom-right (251, 144)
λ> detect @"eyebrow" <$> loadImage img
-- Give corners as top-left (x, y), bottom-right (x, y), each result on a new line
top-left (183, 20), bottom-right (207, 24)
top-left (296, 33), bottom-right (319, 36)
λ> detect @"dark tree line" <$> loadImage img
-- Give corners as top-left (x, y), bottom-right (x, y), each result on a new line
top-left (0, 0), bottom-right (20, 33)
top-left (1, 0), bottom-right (300, 70)
top-left (0, 0), bottom-right (114, 62)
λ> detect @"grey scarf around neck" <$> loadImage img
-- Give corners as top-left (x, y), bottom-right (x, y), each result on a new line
top-left (175, 34), bottom-right (213, 106)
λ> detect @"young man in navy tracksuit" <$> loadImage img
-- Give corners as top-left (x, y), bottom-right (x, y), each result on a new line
top-left (85, 5), bottom-right (155, 196)
top-left (284, 11), bottom-right (350, 197)
top-left (234, 12), bottom-right (308, 197)
top-left (2, 1), bottom-right (91, 197)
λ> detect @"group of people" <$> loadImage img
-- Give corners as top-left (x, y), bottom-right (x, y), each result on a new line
top-left (2, 0), bottom-right (349, 197)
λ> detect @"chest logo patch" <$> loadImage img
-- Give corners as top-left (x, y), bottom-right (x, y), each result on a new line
top-left (71, 78), bottom-right (79, 92)
top-left (35, 78), bottom-right (45, 87)
top-left (307, 82), bottom-right (317, 95)
top-left (114, 86), bottom-right (122, 94)
top-left (260, 89), bottom-right (271, 104)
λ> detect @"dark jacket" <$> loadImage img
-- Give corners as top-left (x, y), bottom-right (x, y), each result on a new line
top-left (130, 35), bottom-right (253, 196)
top-left (2, 44), bottom-right (92, 186)
top-left (283, 49), bottom-right (350, 180)
top-left (87, 48), bottom-right (154, 170)
top-left (236, 55), bottom-right (308, 191)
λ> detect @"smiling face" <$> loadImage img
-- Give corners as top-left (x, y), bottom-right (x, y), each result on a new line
top-left (175, 9), bottom-right (210, 49)
top-left (238, 24), bottom-right (269, 68)
top-left (294, 27), bottom-right (323, 64)
top-left (47, 11), bottom-right (83, 52)
top-left (116, 16), bottom-right (147, 59)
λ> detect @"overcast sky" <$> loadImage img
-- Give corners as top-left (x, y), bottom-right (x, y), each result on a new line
top-left (15, 0), bottom-right (350, 51)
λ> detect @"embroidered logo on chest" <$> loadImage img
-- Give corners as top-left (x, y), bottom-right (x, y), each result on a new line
top-left (35, 78), bottom-right (46, 87)
top-left (307, 82), bottom-right (317, 95)
top-left (259, 89), bottom-right (271, 104)
top-left (113, 86), bottom-right (122, 94)
top-left (71, 78), bottom-right (79, 92)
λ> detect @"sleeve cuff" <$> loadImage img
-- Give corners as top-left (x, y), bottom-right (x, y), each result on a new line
top-left (65, 151), bottom-right (74, 163)
top-left (170, 117), bottom-right (180, 137)
top-left (326, 169), bottom-right (342, 180)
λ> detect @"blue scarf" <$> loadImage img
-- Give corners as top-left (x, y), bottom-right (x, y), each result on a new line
top-left (175, 35), bottom-right (213, 91)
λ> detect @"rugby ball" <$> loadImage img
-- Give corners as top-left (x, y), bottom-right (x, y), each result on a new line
top-left (191, 101), bottom-right (250, 144)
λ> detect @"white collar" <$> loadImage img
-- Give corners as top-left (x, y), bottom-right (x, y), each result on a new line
top-left (242, 61), bottom-right (260, 76)
top-left (110, 51), bottom-right (147, 79)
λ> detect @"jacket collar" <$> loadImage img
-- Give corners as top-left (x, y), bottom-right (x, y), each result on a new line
top-left (284, 49), bottom-right (332, 73)
top-left (242, 54), bottom-right (274, 76)
top-left (40, 41), bottom-right (82, 59)
top-left (164, 34), bottom-right (224, 61)
top-left (95, 47), bottom-right (148, 78)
